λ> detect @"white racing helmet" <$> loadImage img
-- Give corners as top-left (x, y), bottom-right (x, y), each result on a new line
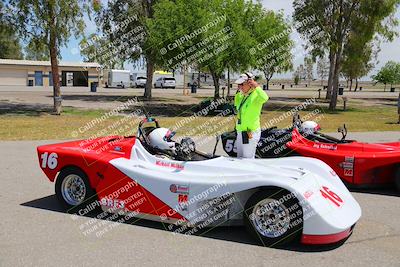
top-left (148, 128), bottom-right (176, 150)
top-left (300, 121), bottom-right (321, 134)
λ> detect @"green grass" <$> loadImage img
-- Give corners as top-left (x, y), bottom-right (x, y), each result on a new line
top-left (0, 105), bottom-right (398, 141)
top-left (261, 106), bottom-right (399, 132)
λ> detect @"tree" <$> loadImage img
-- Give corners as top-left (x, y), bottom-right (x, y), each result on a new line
top-left (294, 72), bottom-right (300, 85)
top-left (0, 2), bottom-right (23, 59)
top-left (97, 0), bottom-right (156, 99)
top-left (341, 33), bottom-right (379, 91)
top-left (251, 10), bottom-right (293, 90)
top-left (294, 65), bottom-right (306, 82)
top-left (317, 56), bottom-right (329, 86)
top-left (8, 1), bottom-right (91, 114)
top-left (341, 45), bottom-right (374, 91)
top-left (147, 0), bottom-right (256, 98)
top-left (294, 0), bottom-right (400, 110)
top-left (25, 39), bottom-right (50, 60)
top-left (304, 56), bottom-right (314, 86)
top-left (372, 61), bottom-right (400, 90)
top-left (79, 33), bottom-right (118, 68)
top-left (298, 64), bottom-right (306, 81)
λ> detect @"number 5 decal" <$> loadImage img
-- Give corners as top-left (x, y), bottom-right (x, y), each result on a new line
top-left (225, 140), bottom-right (237, 153)
top-left (320, 186), bottom-right (343, 207)
top-left (41, 152), bottom-right (58, 169)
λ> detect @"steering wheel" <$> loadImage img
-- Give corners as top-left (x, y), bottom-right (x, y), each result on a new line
top-left (176, 137), bottom-right (196, 160)
top-left (292, 112), bottom-right (303, 129)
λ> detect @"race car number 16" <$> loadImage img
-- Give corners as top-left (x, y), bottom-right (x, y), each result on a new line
top-left (41, 152), bottom-right (58, 169)
top-left (320, 186), bottom-right (343, 207)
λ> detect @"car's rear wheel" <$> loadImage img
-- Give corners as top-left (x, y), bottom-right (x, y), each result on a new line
top-left (55, 167), bottom-right (98, 214)
top-left (243, 189), bottom-right (303, 247)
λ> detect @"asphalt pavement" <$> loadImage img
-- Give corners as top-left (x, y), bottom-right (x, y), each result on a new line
top-left (0, 132), bottom-right (400, 266)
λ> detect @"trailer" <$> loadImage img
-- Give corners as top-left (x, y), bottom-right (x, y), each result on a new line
top-left (106, 69), bottom-right (131, 88)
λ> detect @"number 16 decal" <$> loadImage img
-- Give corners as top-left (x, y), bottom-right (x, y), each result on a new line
top-left (320, 186), bottom-right (343, 207)
top-left (41, 152), bottom-right (58, 169)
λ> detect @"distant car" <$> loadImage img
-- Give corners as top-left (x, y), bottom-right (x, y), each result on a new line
top-left (134, 76), bottom-right (147, 88)
top-left (154, 77), bottom-right (176, 89)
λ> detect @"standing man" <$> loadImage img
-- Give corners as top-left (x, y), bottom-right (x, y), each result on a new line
top-left (234, 72), bottom-right (269, 158)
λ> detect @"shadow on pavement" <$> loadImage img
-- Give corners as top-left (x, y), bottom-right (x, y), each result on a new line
top-left (21, 194), bottom-right (345, 252)
top-left (350, 187), bottom-right (400, 197)
top-left (0, 101), bottom-right (53, 116)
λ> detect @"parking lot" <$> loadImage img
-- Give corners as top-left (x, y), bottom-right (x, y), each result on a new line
top-left (1, 134), bottom-right (400, 266)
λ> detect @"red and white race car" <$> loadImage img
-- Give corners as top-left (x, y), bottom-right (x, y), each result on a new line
top-left (222, 114), bottom-right (400, 190)
top-left (37, 118), bottom-right (361, 246)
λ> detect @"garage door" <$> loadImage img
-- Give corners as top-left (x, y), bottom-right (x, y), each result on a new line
top-left (0, 69), bottom-right (27, 86)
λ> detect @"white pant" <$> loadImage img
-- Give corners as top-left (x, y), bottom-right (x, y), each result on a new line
top-left (236, 130), bottom-right (261, 159)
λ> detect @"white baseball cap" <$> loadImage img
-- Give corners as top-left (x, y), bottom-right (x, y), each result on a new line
top-left (234, 72), bottom-right (254, 84)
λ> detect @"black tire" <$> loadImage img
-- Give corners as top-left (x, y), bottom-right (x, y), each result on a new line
top-left (55, 167), bottom-right (99, 215)
top-left (243, 189), bottom-right (303, 247)
top-left (395, 167), bottom-right (400, 192)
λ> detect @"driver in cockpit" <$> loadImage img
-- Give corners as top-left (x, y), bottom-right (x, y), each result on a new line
top-left (148, 128), bottom-right (196, 160)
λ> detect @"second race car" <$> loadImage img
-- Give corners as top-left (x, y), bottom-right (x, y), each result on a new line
top-left (221, 114), bottom-right (400, 190)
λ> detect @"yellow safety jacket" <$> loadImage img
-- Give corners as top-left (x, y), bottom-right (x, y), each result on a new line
top-left (234, 86), bottom-right (269, 132)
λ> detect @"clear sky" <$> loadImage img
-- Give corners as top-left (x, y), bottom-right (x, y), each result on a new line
top-left (60, 0), bottom-right (400, 79)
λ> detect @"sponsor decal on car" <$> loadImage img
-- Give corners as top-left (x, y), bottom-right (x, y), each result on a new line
top-left (170, 184), bottom-right (190, 194)
top-left (178, 194), bottom-right (188, 211)
top-left (313, 143), bottom-right (338, 150)
top-left (340, 156), bottom-right (354, 177)
top-left (156, 160), bottom-right (184, 170)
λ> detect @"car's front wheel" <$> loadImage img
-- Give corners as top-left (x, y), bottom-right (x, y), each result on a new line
top-left (55, 167), bottom-right (98, 214)
top-left (243, 189), bottom-right (303, 247)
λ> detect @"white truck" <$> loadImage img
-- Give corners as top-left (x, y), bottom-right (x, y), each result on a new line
top-left (106, 69), bottom-right (131, 88)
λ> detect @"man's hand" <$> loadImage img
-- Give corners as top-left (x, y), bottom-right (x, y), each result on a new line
top-left (248, 79), bottom-right (259, 88)
top-left (248, 131), bottom-right (253, 139)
